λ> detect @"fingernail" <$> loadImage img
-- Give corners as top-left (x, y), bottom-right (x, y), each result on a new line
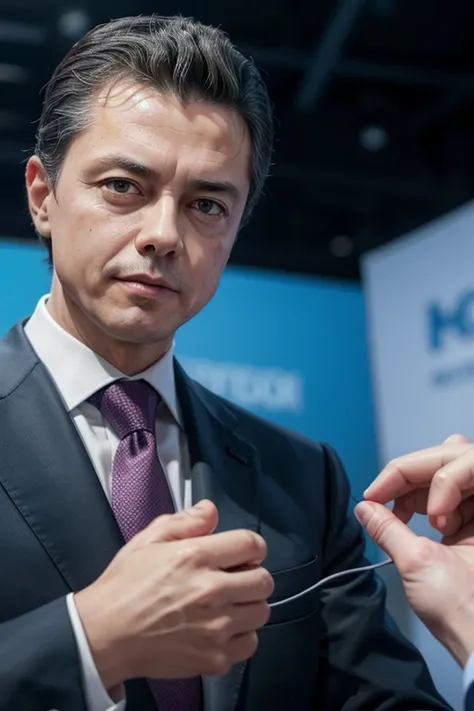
top-left (354, 502), bottom-right (372, 526)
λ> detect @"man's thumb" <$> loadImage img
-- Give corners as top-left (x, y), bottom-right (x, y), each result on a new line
top-left (354, 501), bottom-right (418, 564)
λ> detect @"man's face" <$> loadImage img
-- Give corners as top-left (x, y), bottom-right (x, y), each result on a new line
top-left (27, 82), bottom-right (251, 367)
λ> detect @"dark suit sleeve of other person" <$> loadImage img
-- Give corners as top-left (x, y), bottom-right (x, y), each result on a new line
top-left (315, 444), bottom-right (450, 711)
top-left (466, 681), bottom-right (474, 711)
top-left (0, 596), bottom-right (86, 711)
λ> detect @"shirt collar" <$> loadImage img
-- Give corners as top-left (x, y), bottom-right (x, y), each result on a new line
top-left (24, 295), bottom-right (182, 425)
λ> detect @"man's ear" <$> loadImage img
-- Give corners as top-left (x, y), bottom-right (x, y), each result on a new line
top-left (26, 155), bottom-right (54, 239)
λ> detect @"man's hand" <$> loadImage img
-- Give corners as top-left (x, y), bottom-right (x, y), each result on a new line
top-left (75, 500), bottom-right (274, 691)
top-left (355, 435), bottom-right (474, 666)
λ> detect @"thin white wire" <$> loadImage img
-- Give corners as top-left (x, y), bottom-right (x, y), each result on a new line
top-left (268, 559), bottom-right (393, 608)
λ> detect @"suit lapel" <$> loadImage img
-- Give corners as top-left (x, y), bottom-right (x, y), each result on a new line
top-left (0, 326), bottom-right (261, 711)
top-left (0, 324), bottom-right (123, 592)
top-left (175, 361), bottom-right (261, 711)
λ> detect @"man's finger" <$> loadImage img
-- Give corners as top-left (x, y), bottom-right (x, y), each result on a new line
top-left (354, 501), bottom-right (421, 568)
top-left (130, 500), bottom-right (219, 549)
top-left (364, 443), bottom-right (472, 503)
top-left (201, 529), bottom-right (268, 571)
top-left (215, 567), bottom-right (275, 604)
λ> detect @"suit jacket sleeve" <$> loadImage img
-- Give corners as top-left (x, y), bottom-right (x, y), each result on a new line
top-left (0, 595), bottom-right (87, 711)
top-left (316, 444), bottom-right (451, 711)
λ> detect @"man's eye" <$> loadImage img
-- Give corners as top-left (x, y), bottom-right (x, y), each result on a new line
top-left (103, 179), bottom-right (140, 195)
top-left (193, 199), bottom-right (226, 217)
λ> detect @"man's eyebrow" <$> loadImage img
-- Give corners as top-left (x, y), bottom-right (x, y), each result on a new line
top-left (93, 155), bottom-right (242, 200)
top-left (95, 154), bottom-right (157, 179)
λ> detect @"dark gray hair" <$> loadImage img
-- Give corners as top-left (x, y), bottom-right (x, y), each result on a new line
top-left (35, 14), bottom-right (274, 263)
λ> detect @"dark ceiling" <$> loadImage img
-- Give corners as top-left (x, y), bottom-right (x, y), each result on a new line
top-left (0, 0), bottom-right (473, 280)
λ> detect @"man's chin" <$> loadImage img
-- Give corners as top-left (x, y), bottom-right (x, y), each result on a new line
top-left (103, 320), bottom-right (175, 348)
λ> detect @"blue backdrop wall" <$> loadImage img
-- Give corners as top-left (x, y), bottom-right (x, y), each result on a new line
top-left (0, 240), bottom-right (378, 556)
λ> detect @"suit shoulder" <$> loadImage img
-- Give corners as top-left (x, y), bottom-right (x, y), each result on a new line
top-left (0, 321), bottom-right (38, 398)
top-left (193, 377), bottom-right (329, 459)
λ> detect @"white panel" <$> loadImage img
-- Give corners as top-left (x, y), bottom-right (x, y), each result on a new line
top-left (362, 200), bottom-right (474, 710)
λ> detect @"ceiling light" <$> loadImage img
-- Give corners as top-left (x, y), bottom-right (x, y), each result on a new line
top-left (359, 124), bottom-right (388, 151)
top-left (329, 236), bottom-right (354, 258)
top-left (57, 9), bottom-right (90, 40)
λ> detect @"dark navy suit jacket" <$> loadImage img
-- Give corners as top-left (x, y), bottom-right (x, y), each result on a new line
top-left (0, 322), bottom-right (452, 710)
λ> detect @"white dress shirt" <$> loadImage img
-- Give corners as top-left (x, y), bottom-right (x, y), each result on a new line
top-left (24, 295), bottom-right (192, 711)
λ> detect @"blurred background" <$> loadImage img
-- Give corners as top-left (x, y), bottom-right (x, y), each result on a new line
top-left (1, 0), bottom-right (474, 279)
top-left (1, 0), bottom-right (474, 708)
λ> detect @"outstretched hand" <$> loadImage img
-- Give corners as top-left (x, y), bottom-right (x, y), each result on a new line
top-left (355, 435), bottom-right (474, 666)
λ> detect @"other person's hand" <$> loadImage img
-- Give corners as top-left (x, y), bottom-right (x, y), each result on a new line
top-left (356, 435), bottom-right (474, 666)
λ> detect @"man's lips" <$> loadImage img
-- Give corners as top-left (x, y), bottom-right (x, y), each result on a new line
top-left (116, 276), bottom-right (179, 299)
top-left (117, 275), bottom-right (178, 292)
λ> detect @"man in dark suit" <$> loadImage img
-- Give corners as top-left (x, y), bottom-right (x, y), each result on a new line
top-left (0, 13), bottom-right (450, 711)
top-left (357, 434), bottom-right (474, 711)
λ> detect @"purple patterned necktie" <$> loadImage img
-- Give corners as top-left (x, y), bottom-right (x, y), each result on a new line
top-left (91, 379), bottom-right (203, 711)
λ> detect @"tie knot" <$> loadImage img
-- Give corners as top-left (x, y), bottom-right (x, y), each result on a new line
top-left (91, 379), bottom-right (159, 439)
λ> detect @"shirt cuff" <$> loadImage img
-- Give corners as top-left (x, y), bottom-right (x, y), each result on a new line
top-left (66, 593), bottom-right (126, 711)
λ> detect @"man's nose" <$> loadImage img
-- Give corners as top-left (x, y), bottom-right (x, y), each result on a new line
top-left (134, 196), bottom-right (183, 257)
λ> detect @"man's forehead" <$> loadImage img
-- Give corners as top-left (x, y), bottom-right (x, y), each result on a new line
top-left (90, 80), bottom-right (249, 152)
top-left (97, 80), bottom-right (157, 110)
top-left (66, 80), bottom-right (252, 190)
